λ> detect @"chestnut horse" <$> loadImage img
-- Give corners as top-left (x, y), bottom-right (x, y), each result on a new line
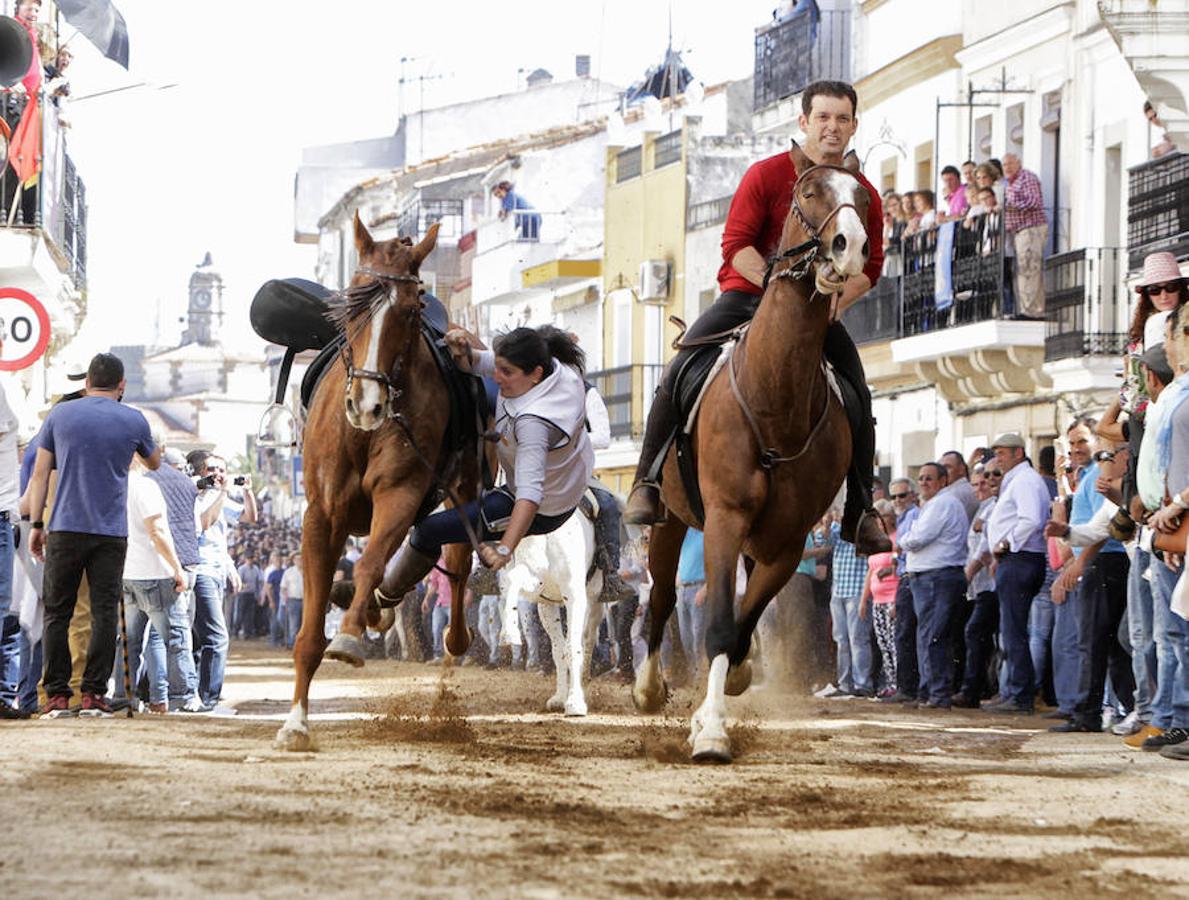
top-left (632, 145), bottom-right (870, 762)
top-left (275, 214), bottom-right (477, 751)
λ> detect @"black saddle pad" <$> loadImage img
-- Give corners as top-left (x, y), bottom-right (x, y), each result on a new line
top-left (251, 278), bottom-right (339, 352)
top-left (300, 336), bottom-right (344, 412)
top-left (672, 346), bottom-right (723, 423)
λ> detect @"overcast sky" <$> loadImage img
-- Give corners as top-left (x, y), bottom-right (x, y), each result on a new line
top-left (50, 0), bottom-right (781, 355)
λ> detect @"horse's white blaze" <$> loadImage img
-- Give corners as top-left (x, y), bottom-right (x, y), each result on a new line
top-left (824, 170), bottom-right (869, 277)
top-left (354, 298), bottom-right (390, 426)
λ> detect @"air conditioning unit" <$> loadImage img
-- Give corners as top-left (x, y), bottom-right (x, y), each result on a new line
top-left (638, 259), bottom-right (671, 303)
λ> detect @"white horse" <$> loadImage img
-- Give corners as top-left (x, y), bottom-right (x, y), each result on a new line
top-left (501, 512), bottom-right (603, 716)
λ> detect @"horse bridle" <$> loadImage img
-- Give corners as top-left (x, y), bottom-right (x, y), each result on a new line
top-left (338, 264), bottom-right (423, 417)
top-left (763, 163), bottom-right (863, 290)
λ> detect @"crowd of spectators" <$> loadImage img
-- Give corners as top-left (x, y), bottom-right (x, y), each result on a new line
top-left (880, 153), bottom-right (1047, 320)
top-left (808, 252), bottom-right (1189, 763)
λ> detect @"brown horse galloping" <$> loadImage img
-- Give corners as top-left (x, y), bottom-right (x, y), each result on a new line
top-left (275, 214), bottom-right (478, 751)
top-left (632, 144), bottom-right (870, 762)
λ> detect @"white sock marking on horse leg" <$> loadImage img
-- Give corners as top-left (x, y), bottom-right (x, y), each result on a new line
top-left (565, 576), bottom-right (590, 716)
top-left (539, 602), bottom-right (568, 710)
top-left (690, 653), bottom-right (730, 746)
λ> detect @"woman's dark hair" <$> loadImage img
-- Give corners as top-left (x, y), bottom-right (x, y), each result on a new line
top-left (1127, 281), bottom-right (1189, 342)
top-left (492, 180), bottom-right (513, 194)
top-left (492, 325), bottom-right (585, 377)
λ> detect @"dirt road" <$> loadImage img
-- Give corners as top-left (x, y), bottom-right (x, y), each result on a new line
top-left (2, 643), bottom-right (1187, 898)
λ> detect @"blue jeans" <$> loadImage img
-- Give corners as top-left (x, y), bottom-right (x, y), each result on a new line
top-left (910, 567), bottom-right (966, 705)
top-left (676, 581), bottom-right (706, 677)
top-left (17, 628), bottom-right (40, 712)
top-left (286, 599), bottom-right (303, 649)
top-left (961, 590), bottom-right (999, 699)
top-left (1051, 584), bottom-right (1084, 713)
top-left (830, 593), bottom-right (873, 694)
top-left (515, 599), bottom-right (540, 667)
top-left (1029, 593), bottom-right (1054, 702)
top-left (478, 595), bottom-right (501, 663)
top-left (117, 578), bottom-right (194, 705)
top-left (0, 519), bottom-right (16, 704)
top-left (1151, 558), bottom-right (1189, 730)
top-left (1127, 549), bottom-right (1158, 722)
top-left (995, 551), bottom-right (1045, 707)
top-left (431, 604), bottom-right (450, 659)
top-left (193, 573), bottom-right (229, 705)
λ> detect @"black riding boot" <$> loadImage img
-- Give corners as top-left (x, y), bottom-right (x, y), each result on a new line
top-left (824, 322), bottom-right (891, 556)
top-left (593, 494), bottom-right (635, 603)
top-left (623, 383), bottom-right (681, 525)
top-left (374, 544), bottom-right (437, 608)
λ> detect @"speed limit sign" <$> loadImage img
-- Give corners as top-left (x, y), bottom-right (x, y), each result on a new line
top-left (0, 288), bottom-right (51, 372)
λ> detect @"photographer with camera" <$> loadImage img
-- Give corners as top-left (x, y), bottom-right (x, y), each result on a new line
top-left (187, 451), bottom-right (256, 711)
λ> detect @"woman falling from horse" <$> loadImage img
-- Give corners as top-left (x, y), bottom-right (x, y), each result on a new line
top-left (374, 326), bottom-right (596, 598)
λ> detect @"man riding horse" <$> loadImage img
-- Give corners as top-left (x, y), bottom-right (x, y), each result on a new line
top-left (623, 79), bottom-right (891, 557)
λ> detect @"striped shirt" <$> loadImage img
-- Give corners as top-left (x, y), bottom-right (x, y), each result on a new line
top-left (830, 523), bottom-right (867, 599)
top-left (1004, 168), bottom-right (1047, 232)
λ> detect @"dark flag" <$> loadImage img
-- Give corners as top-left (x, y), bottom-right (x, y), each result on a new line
top-left (56, 0), bottom-right (130, 69)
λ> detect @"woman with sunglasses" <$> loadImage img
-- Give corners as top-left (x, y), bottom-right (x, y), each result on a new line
top-left (1120, 252), bottom-right (1187, 415)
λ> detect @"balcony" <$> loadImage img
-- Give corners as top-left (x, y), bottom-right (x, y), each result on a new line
top-left (395, 199), bottom-right (465, 243)
top-left (587, 363), bottom-right (663, 440)
top-left (1042, 247), bottom-right (1129, 393)
top-left (753, 4), bottom-right (851, 113)
top-left (0, 98), bottom-right (88, 292)
top-left (844, 214), bottom-right (1049, 401)
top-left (470, 211), bottom-right (569, 305)
top-left (1127, 152), bottom-right (1189, 270)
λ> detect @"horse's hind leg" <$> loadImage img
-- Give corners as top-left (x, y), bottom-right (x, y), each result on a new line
top-left (632, 518), bottom-right (686, 714)
top-left (276, 505), bottom-right (345, 752)
top-left (441, 541), bottom-right (473, 658)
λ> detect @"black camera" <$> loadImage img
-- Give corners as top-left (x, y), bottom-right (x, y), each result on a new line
top-left (195, 475), bottom-right (218, 490)
top-left (233, 475), bottom-right (248, 486)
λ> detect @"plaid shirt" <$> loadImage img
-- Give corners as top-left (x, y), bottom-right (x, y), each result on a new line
top-left (1004, 168), bottom-right (1047, 233)
top-left (829, 522), bottom-right (868, 599)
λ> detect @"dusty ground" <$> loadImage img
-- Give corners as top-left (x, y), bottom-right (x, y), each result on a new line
top-left (2, 642), bottom-right (1188, 899)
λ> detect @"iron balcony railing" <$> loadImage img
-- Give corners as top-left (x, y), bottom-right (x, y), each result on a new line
top-left (616, 146), bottom-right (642, 182)
top-left (754, 6), bottom-right (851, 112)
top-left (653, 130), bottom-right (682, 169)
top-left (1127, 151), bottom-right (1189, 270)
top-left (1043, 247), bottom-right (1128, 362)
top-left (844, 212), bottom-right (1009, 345)
top-left (396, 199), bottom-right (465, 241)
top-left (1, 88), bottom-right (87, 288)
top-left (687, 194), bottom-right (732, 231)
top-left (587, 363), bottom-right (664, 439)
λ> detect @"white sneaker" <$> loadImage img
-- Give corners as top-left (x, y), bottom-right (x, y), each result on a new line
top-left (1102, 707), bottom-right (1119, 730)
top-left (178, 696), bottom-right (209, 714)
top-left (813, 684), bottom-right (845, 699)
top-left (1111, 709), bottom-right (1142, 736)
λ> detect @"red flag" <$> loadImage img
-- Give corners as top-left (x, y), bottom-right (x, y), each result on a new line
top-left (8, 93), bottom-right (40, 187)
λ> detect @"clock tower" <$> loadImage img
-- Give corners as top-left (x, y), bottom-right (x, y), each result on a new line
top-left (182, 251), bottom-right (223, 346)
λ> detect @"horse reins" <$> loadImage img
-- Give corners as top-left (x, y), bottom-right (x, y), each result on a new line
top-left (735, 162), bottom-right (862, 471)
top-left (338, 263), bottom-right (488, 564)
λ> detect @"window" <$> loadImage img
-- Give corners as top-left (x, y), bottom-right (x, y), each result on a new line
top-left (654, 130), bottom-right (682, 169)
top-left (617, 146), bottom-right (642, 182)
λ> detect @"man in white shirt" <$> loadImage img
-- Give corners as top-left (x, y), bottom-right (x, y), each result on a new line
top-left (984, 432), bottom-right (1052, 713)
top-left (119, 460), bottom-right (194, 715)
top-left (280, 552), bottom-right (304, 650)
top-left (899, 462), bottom-right (970, 708)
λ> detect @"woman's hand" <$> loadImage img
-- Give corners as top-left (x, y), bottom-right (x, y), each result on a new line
top-left (444, 329), bottom-right (476, 372)
top-left (1151, 503), bottom-right (1183, 535)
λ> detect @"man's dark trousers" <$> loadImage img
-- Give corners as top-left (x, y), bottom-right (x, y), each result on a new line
top-left (910, 566), bottom-right (966, 705)
top-left (41, 531), bottom-right (128, 698)
top-left (1072, 553), bottom-right (1134, 728)
top-left (995, 551), bottom-right (1046, 707)
top-left (961, 589), bottom-right (999, 699)
top-left (893, 577), bottom-right (922, 698)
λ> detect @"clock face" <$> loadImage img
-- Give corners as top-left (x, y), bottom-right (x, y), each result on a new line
top-left (193, 289), bottom-right (212, 310)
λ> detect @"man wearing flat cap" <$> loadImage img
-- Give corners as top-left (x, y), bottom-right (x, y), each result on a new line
top-left (983, 432), bottom-right (1052, 713)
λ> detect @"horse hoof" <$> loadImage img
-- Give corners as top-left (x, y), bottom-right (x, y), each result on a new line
top-left (545, 695), bottom-right (566, 712)
top-left (274, 726), bottom-right (315, 753)
top-left (324, 633), bottom-right (366, 668)
top-left (632, 680), bottom-right (670, 715)
top-left (691, 734), bottom-right (732, 764)
top-left (725, 660), bottom-right (753, 697)
top-left (564, 699), bottom-right (588, 717)
top-left (444, 626), bottom-right (473, 659)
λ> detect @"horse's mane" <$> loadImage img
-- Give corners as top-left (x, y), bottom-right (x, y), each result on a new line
top-left (323, 279), bottom-right (390, 331)
top-left (324, 236), bottom-right (418, 331)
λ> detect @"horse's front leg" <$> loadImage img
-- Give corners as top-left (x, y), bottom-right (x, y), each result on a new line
top-left (275, 504), bottom-right (345, 751)
top-left (538, 600), bottom-right (569, 712)
top-left (324, 484), bottom-right (422, 667)
top-left (563, 564), bottom-right (591, 717)
top-left (441, 542), bottom-right (473, 658)
top-left (688, 508), bottom-right (748, 763)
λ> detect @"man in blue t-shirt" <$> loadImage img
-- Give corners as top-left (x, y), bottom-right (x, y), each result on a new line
top-left (26, 353), bottom-right (159, 717)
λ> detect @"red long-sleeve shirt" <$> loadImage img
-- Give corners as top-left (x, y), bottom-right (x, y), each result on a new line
top-left (717, 150), bottom-right (884, 296)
